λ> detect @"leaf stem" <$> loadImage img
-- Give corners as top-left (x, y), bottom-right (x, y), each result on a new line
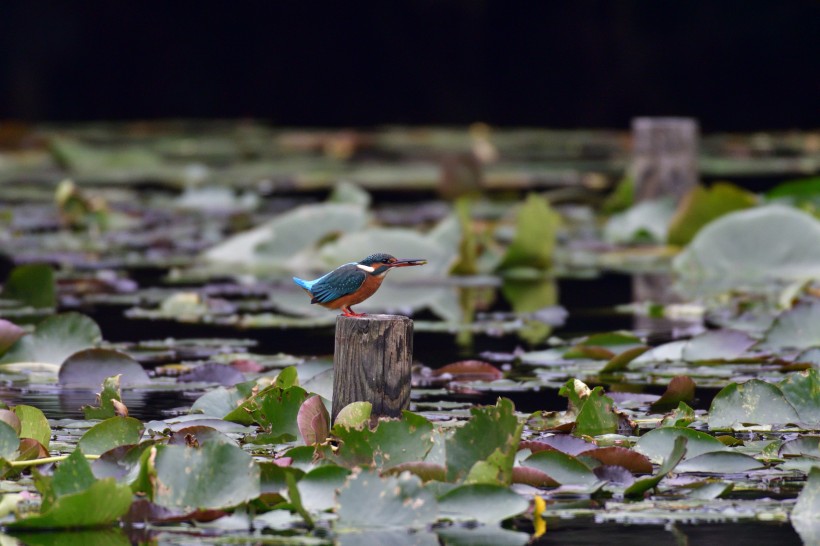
top-left (7, 454), bottom-right (100, 468)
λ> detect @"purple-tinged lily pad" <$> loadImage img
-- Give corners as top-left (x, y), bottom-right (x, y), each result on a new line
top-left (59, 348), bottom-right (150, 387)
top-left (177, 363), bottom-right (245, 387)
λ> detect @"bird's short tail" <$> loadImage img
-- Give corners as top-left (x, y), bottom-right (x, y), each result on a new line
top-left (292, 277), bottom-right (312, 291)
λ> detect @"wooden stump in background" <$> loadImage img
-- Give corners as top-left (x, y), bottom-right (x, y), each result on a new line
top-left (631, 117), bottom-right (699, 201)
top-left (332, 314), bottom-right (413, 422)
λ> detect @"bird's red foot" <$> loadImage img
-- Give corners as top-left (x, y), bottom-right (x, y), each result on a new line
top-left (341, 307), bottom-right (365, 317)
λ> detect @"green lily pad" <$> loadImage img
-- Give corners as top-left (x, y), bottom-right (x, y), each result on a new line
top-left (7, 478), bottom-right (133, 530)
top-left (334, 402), bottom-right (372, 430)
top-left (0, 264), bottom-right (56, 309)
top-left (758, 301), bottom-right (820, 351)
top-left (12, 405), bottom-right (51, 450)
top-left (709, 379), bottom-right (800, 430)
top-left (681, 330), bottom-right (756, 361)
top-left (445, 398), bottom-right (521, 484)
top-left (189, 380), bottom-right (257, 418)
top-left (667, 182), bottom-right (757, 246)
top-left (437, 483), bottom-right (528, 523)
top-left (778, 369), bottom-right (820, 424)
top-left (0, 313), bottom-right (102, 366)
top-left (792, 466), bottom-right (820, 521)
top-left (151, 442), bottom-right (261, 510)
top-left (522, 450), bottom-right (598, 487)
top-left (674, 205), bottom-right (820, 294)
top-left (634, 427), bottom-right (727, 464)
top-left (58, 349), bottom-right (150, 387)
top-left (297, 465), bottom-right (351, 512)
top-left (625, 436), bottom-right (687, 498)
top-left (336, 469), bottom-right (437, 530)
top-left (78, 417), bottom-right (144, 456)
top-left (0, 420), bottom-right (20, 460)
top-left (675, 451), bottom-right (764, 473)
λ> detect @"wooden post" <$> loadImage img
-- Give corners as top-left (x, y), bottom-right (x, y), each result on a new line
top-left (332, 314), bottom-right (413, 422)
top-left (631, 117), bottom-right (699, 201)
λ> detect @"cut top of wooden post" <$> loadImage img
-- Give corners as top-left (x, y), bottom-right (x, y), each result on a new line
top-left (631, 117), bottom-right (699, 201)
top-left (332, 314), bottom-right (413, 423)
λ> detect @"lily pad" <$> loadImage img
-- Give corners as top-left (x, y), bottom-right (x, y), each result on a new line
top-left (297, 394), bottom-right (330, 446)
top-left (574, 387), bottom-right (620, 437)
top-left (674, 205), bottom-right (820, 294)
top-left (522, 450), bottom-right (598, 487)
top-left (758, 301), bottom-right (820, 351)
top-left (681, 330), bottom-right (757, 361)
top-left (675, 451), bottom-right (764, 473)
top-left (497, 193), bottom-right (559, 271)
top-left (151, 442), bottom-right (261, 510)
top-left (0, 319), bottom-right (26, 356)
top-left (667, 182), bottom-right (757, 246)
top-left (78, 417), bottom-right (144, 456)
top-left (83, 375), bottom-right (128, 420)
top-left (709, 379), bottom-right (800, 430)
top-left (603, 198), bottom-right (676, 244)
top-left (624, 436), bottom-right (687, 498)
top-left (58, 349), bottom-right (150, 387)
top-left (12, 405), bottom-right (50, 450)
top-left (0, 313), bottom-right (102, 366)
top-left (649, 376), bottom-right (696, 412)
top-left (0, 264), bottom-right (56, 309)
top-left (778, 369), bottom-right (820, 424)
top-left (0, 420), bottom-right (20, 460)
top-left (336, 469), bottom-right (437, 530)
top-left (634, 427), bottom-right (727, 464)
top-left (437, 483), bottom-right (528, 523)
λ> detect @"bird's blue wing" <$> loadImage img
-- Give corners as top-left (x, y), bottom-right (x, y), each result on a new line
top-left (309, 265), bottom-right (366, 304)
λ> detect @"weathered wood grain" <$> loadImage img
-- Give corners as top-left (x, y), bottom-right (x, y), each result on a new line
top-left (631, 117), bottom-right (699, 201)
top-left (332, 314), bottom-right (413, 422)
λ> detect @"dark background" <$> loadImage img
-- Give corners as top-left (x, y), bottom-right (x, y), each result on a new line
top-left (1, 1), bottom-right (818, 132)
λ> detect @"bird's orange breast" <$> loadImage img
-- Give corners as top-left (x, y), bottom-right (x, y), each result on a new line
top-left (317, 273), bottom-right (386, 310)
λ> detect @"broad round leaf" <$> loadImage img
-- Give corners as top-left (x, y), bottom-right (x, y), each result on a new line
top-left (78, 417), bottom-right (144, 456)
top-left (0, 313), bottom-right (102, 366)
top-left (675, 451), bottom-right (764, 473)
top-left (634, 427), bottom-right (727, 464)
top-left (674, 205), bottom-right (820, 293)
top-left (0, 409), bottom-right (21, 436)
top-left (438, 484), bottom-right (528, 524)
top-left (523, 450), bottom-right (597, 487)
top-left (12, 405), bottom-right (51, 450)
top-left (709, 379), bottom-right (800, 430)
top-left (0, 319), bottom-right (26, 356)
top-left (778, 369), bottom-right (820, 424)
top-left (59, 349), bottom-right (149, 387)
top-left (0, 420), bottom-right (20, 460)
top-left (681, 330), bottom-right (756, 362)
top-left (759, 302), bottom-right (820, 351)
top-left (153, 442), bottom-right (261, 510)
top-left (298, 465), bottom-right (351, 512)
top-left (336, 469), bottom-right (437, 530)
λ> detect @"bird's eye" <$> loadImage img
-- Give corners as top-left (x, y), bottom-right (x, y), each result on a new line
top-left (388, 258), bottom-right (396, 263)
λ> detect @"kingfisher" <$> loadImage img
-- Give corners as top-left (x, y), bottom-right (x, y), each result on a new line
top-left (292, 253), bottom-right (427, 317)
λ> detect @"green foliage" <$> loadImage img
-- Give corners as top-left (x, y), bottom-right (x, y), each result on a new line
top-left (709, 379), bottom-right (800, 430)
top-left (624, 436), bottom-right (687, 498)
top-left (78, 417), bottom-right (144, 456)
top-left (83, 375), bottom-right (127, 420)
top-left (0, 264), bottom-right (56, 309)
top-left (445, 398), bottom-right (521, 484)
top-left (0, 313), bottom-right (102, 366)
top-left (497, 193), bottom-right (559, 272)
top-left (522, 450), bottom-right (598, 487)
top-left (667, 182), bottom-right (757, 246)
top-left (13, 405), bottom-right (51, 450)
top-left (601, 176), bottom-right (634, 214)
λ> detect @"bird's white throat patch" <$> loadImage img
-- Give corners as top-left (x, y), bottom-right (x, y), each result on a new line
top-left (356, 264), bottom-right (376, 273)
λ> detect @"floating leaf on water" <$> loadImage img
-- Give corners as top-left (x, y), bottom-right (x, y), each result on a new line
top-left (189, 380), bottom-right (257, 419)
top-left (594, 465), bottom-right (636, 486)
top-left (510, 465), bottom-right (559, 487)
top-left (59, 349), bottom-right (150, 387)
top-left (523, 435), bottom-right (597, 456)
top-left (674, 205), bottom-right (820, 294)
top-left (634, 427), bottom-right (727, 464)
top-left (522, 450), bottom-right (598, 487)
top-left (432, 360), bottom-right (503, 382)
top-left (177, 363), bottom-right (245, 387)
top-left (675, 451), bottom-right (764, 473)
top-left (297, 465), bottom-right (351, 513)
top-left (792, 466), bottom-right (820, 521)
top-left (624, 436), bottom-right (687, 499)
top-left (681, 330), bottom-right (757, 362)
top-left (0, 264), bottom-right (56, 309)
top-left (600, 346), bottom-right (651, 373)
top-left (12, 405), bottom-right (50, 450)
top-left (336, 468), bottom-right (438, 530)
top-left (333, 402), bottom-right (372, 430)
top-left (78, 416), bottom-right (144, 456)
top-left (577, 446), bottom-right (653, 474)
top-left (708, 379), bottom-right (800, 430)
top-left (667, 182), bottom-right (757, 247)
top-left (0, 313), bottom-right (102, 366)
top-left (758, 301), bottom-right (820, 351)
top-left (603, 198), bottom-right (676, 244)
top-left (438, 483), bottom-right (529, 524)
top-left (445, 398), bottom-right (521, 485)
top-left (0, 420), bottom-right (19, 460)
top-left (649, 376), bottom-right (696, 412)
top-left (0, 409), bottom-right (21, 436)
top-left (779, 436), bottom-right (820, 458)
top-left (151, 442), bottom-right (261, 510)
top-left (777, 369), bottom-right (820, 425)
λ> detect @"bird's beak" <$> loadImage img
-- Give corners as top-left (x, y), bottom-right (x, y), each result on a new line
top-left (388, 258), bottom-right (427, 268)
